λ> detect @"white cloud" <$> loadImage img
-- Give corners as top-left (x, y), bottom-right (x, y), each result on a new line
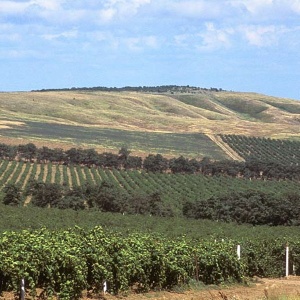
top-left (124, 35), bottom-right (159, 51)
top-left (33, 0), bottom-right (63, 11)
top-left (0, 33), bottom-right (20, 42)
top-left (97, 8), bottom-right (116, 23)
top-left (97, 0), bottom-right (151, 23)
top-left (169, 0), bottom-right (223, 19)
top-left (83, 31), bottom-right (159, 52)
top-left (144, 36), bottom-right (158, 48)
top-left (238, 25), bottom-right (295, 47)
top-left (0, 1), bottom-right (31, 14)
top-left (231, 0), bottom-right (273, 14)
top-left (42, 30), bottom-right (78, 41)
top-left (0, 0), bottom-right (64, 16)
top-left (85, 30), bottom-right (120, 50)
top-left (174, 34), bottom-right (188, 47)
top-left (0, 49), bottom-right (39, 59)
top-left (198, 23), bottom-right (234, 50)
top-left (289, 0), bottom-right (300, 13)
top-left (241, 25), bottom-right (277, 47)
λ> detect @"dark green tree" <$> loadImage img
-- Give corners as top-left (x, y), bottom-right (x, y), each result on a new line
top-left (18, 143), bottom-right (37, 162)
top-left (26, 181), bottom-right (64, 208)
top-left (2, 183), bottom-right (22, 206)
top-left (143, 154), bottom-right (169, 173)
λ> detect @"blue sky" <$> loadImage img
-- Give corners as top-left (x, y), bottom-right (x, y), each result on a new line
top-left (0, 0), bottom-right (300, 100)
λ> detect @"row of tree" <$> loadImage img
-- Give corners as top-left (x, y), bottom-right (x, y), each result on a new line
top-left (183, 190), bottom-right (300, 226)
top-left (3, 181), bottom-right (300, 226)
top-left (3, 181), bottom-right (174, 217)
top-left (0, 143), bottom-right (299, 180)
top-left (32, 85), bottom-right (225, 93)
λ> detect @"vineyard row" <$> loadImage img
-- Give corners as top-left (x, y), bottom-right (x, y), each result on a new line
top-left (220, 134), bottom-right (300, 165)
top-left (1, 226), bottom-right (299, 299)
top-left (0, 160), bottom-right (298, 209)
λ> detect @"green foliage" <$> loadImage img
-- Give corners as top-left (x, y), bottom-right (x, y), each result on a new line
top-left (143, 154), bottom-right (169, 173)
top-left (214, 96), bottom-right (268, 119)
top-left (221, 134), bottom-right (300, 167)
top-left (1, 225), bottom-right (300, 298)
top-left (26, 181), bottom-right (63, 208)
top-left (0, 227), bottom-right (243, 298)
top-left (0, 158), bottom-right (298, 224)
top-left (2, 184), bottom-right (22, 206)
top-left (183, 190), bottom-right (300, 226)
top-left (264, 101), bottom-right (300, 114)
top-left (2, 123), bottom-right (227, 159)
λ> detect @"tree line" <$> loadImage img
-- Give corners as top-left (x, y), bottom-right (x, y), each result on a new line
top-left (183, 190), bottom-right (300, 226)
top-left (3, 180), bottom-right (174, 217)
top-left (3, 180), bottom-right (300, 226)
top-left (0, 143), bottom-right (299, 180)
top-left (32, 85), bottom-right (225, 93)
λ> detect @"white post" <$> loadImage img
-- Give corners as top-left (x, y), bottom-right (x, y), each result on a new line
top-left (237, 245), bottom-right (241, 260)
top-left (286, 245), bottom-right (289, 277)
top-left (20, 278), bottom-right (25, 300)
top-left (293, 264), bottom-right (296, 276)
top-left (103, 280), bottom-right (107, 294)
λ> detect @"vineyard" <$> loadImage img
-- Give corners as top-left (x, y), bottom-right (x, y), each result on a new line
top-left (0, 226), bottom-right (300, 299)
top-left (220, 134), bottom-right (300, 165)
top-left (0, 159), bottom-right (299, 212)
top-left (0, 140), bottom-right (298, 299)
top-left (1, 90), bottom-right (300, 299)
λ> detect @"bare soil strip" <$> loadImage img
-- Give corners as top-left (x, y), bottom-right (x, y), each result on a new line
top-left (14, 163), bottom-right (27, 185)
top-left (24, 195), bottom-right (32, 206)
top-left (95, 168), bottom-right (102, 181)
top-left (66, 167), bottom-right (73, 188)
top-left (80, 167), bottom-right (87, 181)
top-left (87, 168), bottom-right (96, 184)
top-left (3, 277), bottom-right (299, 300)
top-left (73, 167), bottom-right (80, 186)
top-left (109, 170), bottom-right (124, 187)
top-left (207, 134), bottom-right (245, 161)
top-left (57, 165), bottom-right (64, 185)
top-left (5, 162), bottom-right (18, 183)
top-left (78, 277), bottom-right (300, 300)
top-left (42, 164), bottom-right (48, 182)
top-left (34, 164), bottom-right (41, 180)
top-left (21, 163), bottom-right (33, 189)
top-left (0, 161), bottom-right (11, 181)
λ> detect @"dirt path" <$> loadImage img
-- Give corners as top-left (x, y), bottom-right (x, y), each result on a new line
top-left (1, 277), bottom-right (300, 300)
top-left (207, 134), bottom-right (245, 162)
top-left (88, 277), bottom-right (300, 300)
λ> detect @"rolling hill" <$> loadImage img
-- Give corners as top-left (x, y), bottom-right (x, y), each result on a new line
top-left (0, 88), bottom-right (299, 159)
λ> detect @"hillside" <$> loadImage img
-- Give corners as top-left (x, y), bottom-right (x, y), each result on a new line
top-left (0, 89), bottom-right (299, 158)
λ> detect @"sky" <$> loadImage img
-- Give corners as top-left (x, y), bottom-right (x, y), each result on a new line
top-left (0, 0), bottom-right (300, 100)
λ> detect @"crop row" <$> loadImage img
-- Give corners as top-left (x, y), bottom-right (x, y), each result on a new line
top-left (1, 226), bottom-right (300, 299)
top-left (0, 160), bottom-right (298, 210)
top-left (220, 134), bottom-right (300, 165)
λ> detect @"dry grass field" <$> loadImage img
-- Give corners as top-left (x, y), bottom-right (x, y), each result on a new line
top-left (0, 90), bottom-right (299, 157)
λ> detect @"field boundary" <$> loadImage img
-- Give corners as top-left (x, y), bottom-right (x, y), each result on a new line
top-left (207, 134), bottom-right (245, 161)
